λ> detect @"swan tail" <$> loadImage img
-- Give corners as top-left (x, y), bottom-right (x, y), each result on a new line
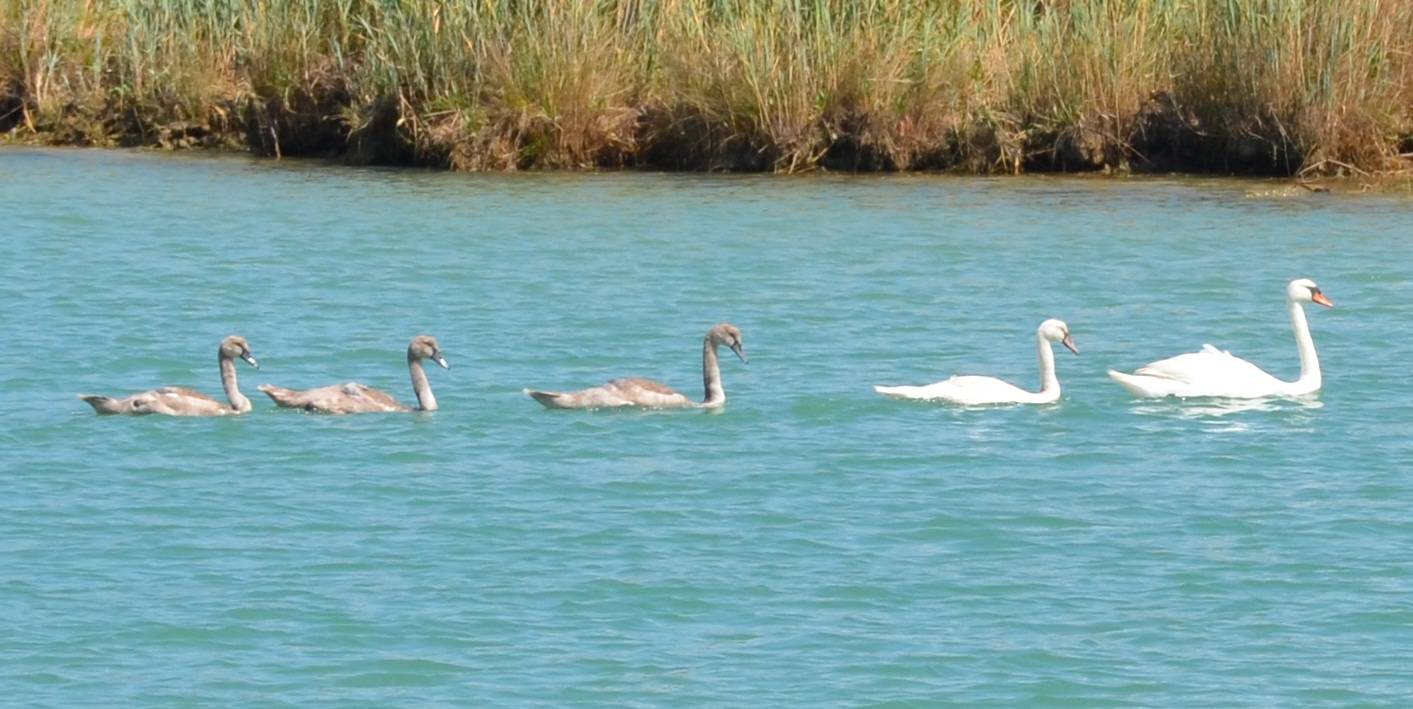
top-left (78, 394), bottom-right (123, 414)
top-left (873, 385), bottom-right (921, 399)
top-left (524, 388), bottom-right (571, 409)
top-left (1107, 370), bottom-right (1156, 398)
top-left (256, 384), bottom-right (302, 408)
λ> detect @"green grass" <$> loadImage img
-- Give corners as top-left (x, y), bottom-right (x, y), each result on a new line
top-left (2, 0), bottom-right (1410, 174)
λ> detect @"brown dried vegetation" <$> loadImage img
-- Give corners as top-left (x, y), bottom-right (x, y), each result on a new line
top-left (2, 0), bottom-right (1410, 176)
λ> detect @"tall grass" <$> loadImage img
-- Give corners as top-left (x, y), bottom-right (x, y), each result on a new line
top-left (2, 0), bottom-right (1410, 174)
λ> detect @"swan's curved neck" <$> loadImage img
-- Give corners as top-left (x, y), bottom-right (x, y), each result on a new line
top-left (408, 354), bottom-right (438, 411)
top-left (1036, 332), bottom-right (1059, 395)
top-left (702, 337), bottom-right (725, 407)
top-left (219, 355), bottom-right (251, 412)
top-left (1289, 299), bottom-right (1321, 389)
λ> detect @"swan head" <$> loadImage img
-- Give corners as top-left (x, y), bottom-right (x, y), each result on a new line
top-left (1038, 319), bottom-right (1078, 354)
top-left (708, 323), bottom-right (747, 363)
top-left (220, 335), bottom-right (259, 368)
top-left (1287, 278), bottom-right (1333, 308)
top-left (409, 335), bottom-right (449, 369)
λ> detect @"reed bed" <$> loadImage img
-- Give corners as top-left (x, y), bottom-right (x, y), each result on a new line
top-left (2, 0), bottom-right (1410, 174)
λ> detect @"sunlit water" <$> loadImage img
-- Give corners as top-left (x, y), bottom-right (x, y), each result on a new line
top-left (3, 147), bottom-right (1412, 705)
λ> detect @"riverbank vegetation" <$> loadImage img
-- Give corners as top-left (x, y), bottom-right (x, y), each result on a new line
top-left (3, 0), bottom-right (1411, 175)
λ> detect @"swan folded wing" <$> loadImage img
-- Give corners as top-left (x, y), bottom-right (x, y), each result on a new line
top-left (145, 387), bottom-right (230, 415)
top-left (526, 378), bottom-right (692, 409)
top-left (934, 375), bottom-right (1036, 404)
top-left (875, 375), bottom-right (1032, 404)
top-left (343, 384), bottom-right (409, 412)
top-left (154, 386), bottom-right (214, 399)
top-left (328, 382), bottom-right (406, 412)
top-left (603, 378), bottom-right (693, 408)
top-left (1133, 345), bottom-right (1270, 384)
top-left (262, 382), bottom-right (406, 413)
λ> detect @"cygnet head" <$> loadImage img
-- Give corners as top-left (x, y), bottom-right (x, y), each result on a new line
top-left (220, 335), bottom-right (259, 368)
top-left (1287, 278), bottom-right (1333, 308)
top-left (409, 335), bottom-right (449, 369)
top-left (708, 323), bottom-right (747, 363)
top-left (1038, 319), bottom-right (1078, 354)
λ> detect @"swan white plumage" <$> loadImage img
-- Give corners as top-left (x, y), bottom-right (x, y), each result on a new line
top-left (1107, 278), bottom-right (1333, 399)
top-left (873, 319), bottom-right (1077, 405)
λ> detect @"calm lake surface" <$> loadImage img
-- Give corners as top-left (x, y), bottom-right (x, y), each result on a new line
top-left (3, 147), bottom-right (1413, 706)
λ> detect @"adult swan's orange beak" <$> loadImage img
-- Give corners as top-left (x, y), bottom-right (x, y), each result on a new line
top-left (1312, 290), bottom-right (1334, 308)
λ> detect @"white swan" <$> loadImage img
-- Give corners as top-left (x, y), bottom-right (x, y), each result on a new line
top-left (874, 319), bottom-right (1077, 405)
top-left (1108, 278), bottom-right (1333, 399)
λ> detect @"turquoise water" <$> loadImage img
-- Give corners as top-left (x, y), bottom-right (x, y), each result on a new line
top-left (3, 147), bottom-right (1413, 706)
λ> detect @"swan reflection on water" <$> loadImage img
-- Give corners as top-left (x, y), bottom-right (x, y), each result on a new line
top-left (1131, 396), bottom-right (1323, 418)
top-left (1127, 395), bottom-right (1324, 432)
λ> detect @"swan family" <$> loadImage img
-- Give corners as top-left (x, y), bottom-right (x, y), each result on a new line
top-left (79, 279), bottom-right (1334, 416)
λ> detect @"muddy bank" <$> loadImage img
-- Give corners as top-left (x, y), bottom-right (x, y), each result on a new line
top-left (3, 89), bottom-right (1375, 178)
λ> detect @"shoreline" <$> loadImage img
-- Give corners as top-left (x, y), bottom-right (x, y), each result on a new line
top-left (4, 95), bottom-right (1410, 180)
top-left (9, 142), bottom-right (1411, 194)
